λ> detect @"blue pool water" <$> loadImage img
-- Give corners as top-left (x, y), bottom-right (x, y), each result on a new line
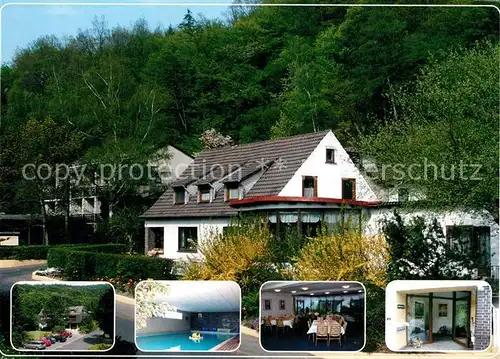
top-left (136, 332), bottom-right (236, 351)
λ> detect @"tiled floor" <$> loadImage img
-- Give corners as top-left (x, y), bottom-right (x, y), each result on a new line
top-left (403, 340), bottom-right (470, 351)
top-left (215, 335), bottom-right (240, 351)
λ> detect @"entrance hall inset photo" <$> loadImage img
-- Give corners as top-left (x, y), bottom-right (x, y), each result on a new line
top-left (385, 280), bottom-right (492, 352)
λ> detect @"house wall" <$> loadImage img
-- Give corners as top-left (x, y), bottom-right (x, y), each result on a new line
top-left (364, 208), bottom-right (499, 268)
top-left (278, 131), bottom-right (378, 201)
top-left (145, 218), bottom-right (230, 260)
top-left (385, 290), bottom-right (408, 351)
top-left (137, 311), bottom-right (191, 335)
top-left (260, 292), bottom-right (295, 317)
top-left (154, 145), bottom-right (194, 184)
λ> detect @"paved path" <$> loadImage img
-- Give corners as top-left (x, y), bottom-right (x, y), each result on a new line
top-left (45, 331), bottom-right (104, 351)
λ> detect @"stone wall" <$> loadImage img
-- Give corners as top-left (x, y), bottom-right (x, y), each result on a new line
top-left (474, 284), bottom-right (492, 350)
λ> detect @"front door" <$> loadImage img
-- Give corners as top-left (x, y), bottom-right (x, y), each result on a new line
top-left (407, 296), bottom-right (430, 344)
top-left (453, 291), bottom-right (471, 347)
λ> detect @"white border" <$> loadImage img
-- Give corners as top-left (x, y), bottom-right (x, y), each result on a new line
top-left (258, 280), bottom-right (367, 353)
top-left (0, 2), bottom-right (498, 358)
top-left (9, 280), bottom-right (116, 352)
top-left (385, 279), bottom-right (494, 354)
top-left (133, 280), bottom-right (242, 353)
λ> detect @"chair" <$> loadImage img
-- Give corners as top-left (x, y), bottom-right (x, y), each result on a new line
top-left (315, 324), bottom-right (329, 346)
top-left (342, 321), bottom-right (348, 342)
top-left (263, 317), bottom-right (273, 332)
top-left (329, 321), bottom-right (342, 347)
top-left (307, 319), bottom-right (314, 341)
top-left (277, 318), bottom-right (285, 335)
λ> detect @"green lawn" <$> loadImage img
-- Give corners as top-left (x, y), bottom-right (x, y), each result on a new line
top-left (24, 331), bottom-right (52, 340)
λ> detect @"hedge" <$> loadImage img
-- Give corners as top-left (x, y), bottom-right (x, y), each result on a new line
top-left (47, 246), bottom-right (175, 281)
top-left (0, 243), bottom-right (127, 260)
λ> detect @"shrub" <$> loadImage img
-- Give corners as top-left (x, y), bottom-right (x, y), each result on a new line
top-left (293, 229), bottom-right (389, 286)
top-left (47, 246), bottom-right (174, 281)
top-left (88, 343), bottom-right (112, 350)
top-left (0, 245), bottom-right (50, 260)
top-left (364, 282), bottom-right (386, 352)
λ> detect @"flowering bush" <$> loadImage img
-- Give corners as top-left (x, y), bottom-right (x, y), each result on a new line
top-left (384, 212), bottom-right (477, 280)
top-left (96, 276), bottom-right (139, 295)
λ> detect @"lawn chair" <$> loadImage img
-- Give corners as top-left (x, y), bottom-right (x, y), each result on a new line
top-left (315, 323), bottom-right (329, 346)
top-left (330, 321), bottom-right (342, 347)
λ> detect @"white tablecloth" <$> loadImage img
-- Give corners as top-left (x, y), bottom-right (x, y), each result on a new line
top-left (307, 320), bottom-right (345, 335)
top-left (261, 319), bottom-right (294, 328)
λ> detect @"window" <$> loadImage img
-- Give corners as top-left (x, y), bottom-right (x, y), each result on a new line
top-left (150, 227), bottom-right (164, 249)
top-left (398, 187), bottom-right (409, 202)
top-left (302, 176), bottom-right (317, 197)
top-left (264, 299), bottom-right (271, 311)
top-left (342, 178), bottom-right (356, 200)
top-left (279, 300), bottom-right (286, 310)
top-left (326, 148), bottom-right (336, 164)
top-left (174, 188), bottom-right (185, 204)
top-left (225, 183), bottom-right (240, 201)
top-left (198, 186), bottom-right (211, 203)
top-left (178, 227), bottom-right (198, 252)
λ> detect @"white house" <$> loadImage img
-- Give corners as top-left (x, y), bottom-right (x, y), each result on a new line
top-left (141, 131), bottom-right (498, 277)
top-left (45, 145), bottom-right (194, 223)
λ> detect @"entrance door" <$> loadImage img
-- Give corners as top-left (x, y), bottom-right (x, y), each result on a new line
top-left (407, 296), bottom-right (430, 344)
top-left (453, 291), bottom-right (471, 347)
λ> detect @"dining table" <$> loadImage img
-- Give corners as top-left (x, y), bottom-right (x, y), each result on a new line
top-left (307, 320), bottom-right (345, 335)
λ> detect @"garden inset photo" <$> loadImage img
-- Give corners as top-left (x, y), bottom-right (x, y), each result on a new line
top-left (260, 281), bottom-right (365, 352)
top-left (10, 281), bottom-right (115, 351)
top-left (386, 280), bottom-right (492, 352)
top-left (135, 280), bottom-right (241, 352)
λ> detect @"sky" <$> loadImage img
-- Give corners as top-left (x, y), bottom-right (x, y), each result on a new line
top-left (0, 0), bottom-right (234, 64)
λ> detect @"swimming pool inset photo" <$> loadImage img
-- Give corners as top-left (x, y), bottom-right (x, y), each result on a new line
top-left (134, 280), bottom-right (241, 352)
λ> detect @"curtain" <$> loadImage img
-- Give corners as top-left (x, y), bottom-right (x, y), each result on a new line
top-left (301, 211), bottom-right (321, 223)
top-left (280, 212), bottom-right (298, 223)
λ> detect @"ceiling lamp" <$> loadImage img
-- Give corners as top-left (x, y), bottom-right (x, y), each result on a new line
top-left (274, 289), bottom-right (281, 292)
top-left (325, 292), bottom-right (330, 294)
top-left (310, 292), bottom-right (314, 295)
top-left (343, 290), bottom-right (348, 293)
top-left (291, 291), bottom-right (297, 294)
top-left (342, 285), bottom-right (350, 289)
top-left (301, 287), bottom-right (309, 291)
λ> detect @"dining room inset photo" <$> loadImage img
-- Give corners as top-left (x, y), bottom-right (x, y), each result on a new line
top-left (259, 281), bottom-right (365, 352)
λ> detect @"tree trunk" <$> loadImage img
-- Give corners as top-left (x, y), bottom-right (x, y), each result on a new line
top-left (40, 197), bottom-right (49, 245)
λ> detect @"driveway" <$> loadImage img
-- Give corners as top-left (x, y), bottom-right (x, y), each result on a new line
top-left (45, 331), bottom-right (105, 351)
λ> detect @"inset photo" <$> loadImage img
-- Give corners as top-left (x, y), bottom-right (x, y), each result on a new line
top-left (11, 281), bottom-right (115, 351)
top-left (135, 280), bottom-right (241, 352)
top-left (385, 280), bottom-right (492, 352)
top-left (260, 281), bottom-right (365, 352)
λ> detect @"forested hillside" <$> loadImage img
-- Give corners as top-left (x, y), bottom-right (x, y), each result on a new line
top-left (0, 1), bottom-right (498, 246)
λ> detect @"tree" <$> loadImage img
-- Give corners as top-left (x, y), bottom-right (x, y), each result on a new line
top-left (199, 128), bottom-right (234, 150)
top-left (135, 281), bottom-right (175, 329)
top-left (361, 43), bottom-right (499, 220)
top-left (95, 286), bottom-right (115, 337)
top-left (383, 212), bottom-right (478, 281)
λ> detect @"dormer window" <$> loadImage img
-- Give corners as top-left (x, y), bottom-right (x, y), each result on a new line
top-left (174, 187), bottom-right (185, 204)
top-left (326, 148), bottom-right (336, 164)
top-left (302, 176), bottom-right (317, 197)
top-left (198, 185), bottom-right (211, 203)
top-left (225, 183), bottom-right (240, 201)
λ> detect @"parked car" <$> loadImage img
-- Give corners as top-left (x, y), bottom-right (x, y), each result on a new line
top-left (40, 337), bottom-right (52, 346)
top-left (47, 337), bottom-right (57, 343)
top-left (52, 334), bottom-right (67, 342)
top-left (24, 341), bottom-right (46, 350)
top-left (60, 331), bottom-right (72, 338)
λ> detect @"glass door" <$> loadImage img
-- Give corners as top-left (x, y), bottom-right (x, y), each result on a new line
top-left (453, 292), bottom-right (471, 347)
top-left (407, 296), bottom-right (430, 344)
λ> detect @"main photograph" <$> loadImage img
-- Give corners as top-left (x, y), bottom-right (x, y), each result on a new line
top-left (0, 1), bottom-right (498, 355)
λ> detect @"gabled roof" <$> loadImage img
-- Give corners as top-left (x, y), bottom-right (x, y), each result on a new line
top-left (142, 131), bottom-right (330, 218)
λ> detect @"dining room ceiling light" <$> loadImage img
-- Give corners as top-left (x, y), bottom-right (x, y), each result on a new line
top-left (274, 289), bottom-right (281, 292)
top-left (301, 287), bottom-right (309, 291)
top-left (358, 290), bottom-right (363, 293)
top-left (325, 292), bottom-right (330, 294)
top-left (343, 290), bottom-right (348, 293)
top-left (310, 292), bottom-right (314, 295)
top-left (291, 290), bottom-right (297, 294)
top-left (342, 285), bottom-right (350, 289)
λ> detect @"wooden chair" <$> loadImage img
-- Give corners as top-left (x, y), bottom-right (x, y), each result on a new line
top-left (277, 319), bottom-right (285, 335)
top-left (342, 321), bottom-right (348, 342)
top-left (315, 324), bottom-right (329, 346)
top-left (330, 321), bottom-right (342, 347)
top-left (263, 317), bottom-right (273, 332)
top-left (307, 319), bottom-right (313, 341)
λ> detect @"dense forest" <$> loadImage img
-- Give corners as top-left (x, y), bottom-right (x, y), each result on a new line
top-left (11, 284), bottom-right (114, 346)
top-left (0, 1), bottom-right (498, 247)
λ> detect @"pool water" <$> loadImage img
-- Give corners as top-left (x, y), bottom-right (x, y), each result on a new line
top-left (136, 332), bottom-right (236, 351)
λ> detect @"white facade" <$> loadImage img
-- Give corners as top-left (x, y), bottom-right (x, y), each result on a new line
top-left (146, 131), bottom-right (498, 272)
top-left (279, 131), bottom-right (377, 200)
top-left (145, 218), bottom-right (229, 260)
